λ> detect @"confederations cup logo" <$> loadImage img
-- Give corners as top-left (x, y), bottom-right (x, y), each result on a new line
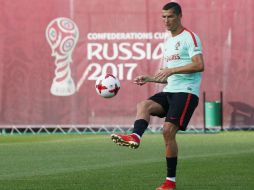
top-left (46, 17), bottom-right (79, 96)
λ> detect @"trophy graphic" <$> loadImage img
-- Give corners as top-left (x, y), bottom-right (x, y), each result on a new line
top-left (46, 17), bottom-right (79, 96)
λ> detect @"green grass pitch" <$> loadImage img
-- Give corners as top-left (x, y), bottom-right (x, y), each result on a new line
top-left (0, 131), bottom-right (253, 190)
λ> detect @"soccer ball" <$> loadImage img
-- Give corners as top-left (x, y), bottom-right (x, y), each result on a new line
top-left (95, 73), bottom-right (120, 98)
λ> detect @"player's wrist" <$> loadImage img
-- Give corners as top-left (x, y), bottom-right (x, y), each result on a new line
top-left (170, 68), bottom-right (177, 75)
top-left (146, 76), bottom-right (155, 82)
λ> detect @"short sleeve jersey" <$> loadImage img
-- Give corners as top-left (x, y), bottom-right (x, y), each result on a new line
top-left (162, 28), bottom-right (203, 97)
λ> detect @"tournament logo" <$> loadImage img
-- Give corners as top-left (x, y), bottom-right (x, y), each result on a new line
top-left (46, 18), bottom-right (165, 97)
top-left (46, 17), bottom-right (79, 96)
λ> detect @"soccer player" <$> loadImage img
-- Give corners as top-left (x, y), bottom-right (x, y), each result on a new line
top-left (111, 2), bottom-right (204, 190)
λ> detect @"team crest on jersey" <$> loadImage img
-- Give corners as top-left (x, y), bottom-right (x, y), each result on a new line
top-left (175, 41), bottom-right (180, 50)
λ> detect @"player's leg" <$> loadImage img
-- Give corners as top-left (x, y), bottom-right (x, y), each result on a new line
top-left (132, 92), bottom-right (168, 138)
top-left (132, 99), bottom-right (165, 137)
top-left (156, 122), bottom-right (178, 190)
top-left (111, 92), bottom-right (168, 149)
top-left (156, 93), bottom-right (199, 190)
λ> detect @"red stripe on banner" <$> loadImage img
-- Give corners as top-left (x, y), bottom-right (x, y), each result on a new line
top-left (185, 28), bottom-right (198, 47)
top-left (180, 94), bottom-right (191, 128)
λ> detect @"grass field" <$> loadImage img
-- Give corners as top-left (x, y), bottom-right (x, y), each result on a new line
top-left (0, 131), bottom-right (253, 190)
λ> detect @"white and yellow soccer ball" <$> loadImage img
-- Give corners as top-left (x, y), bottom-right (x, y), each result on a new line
top-left (95, 73), bottom-right (120, 98)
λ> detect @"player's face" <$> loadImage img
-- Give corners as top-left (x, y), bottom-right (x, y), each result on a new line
top-left (162, 9), bottom-right (181, 32)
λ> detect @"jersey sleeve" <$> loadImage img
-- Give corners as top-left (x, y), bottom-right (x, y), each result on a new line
top-left (186, 33), bottom-right (202, 58)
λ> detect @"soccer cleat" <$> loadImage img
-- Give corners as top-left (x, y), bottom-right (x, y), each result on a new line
top-left (111, 133), bottom-right (140, 149)
top-left (156, 180), bottom-right (176, 190)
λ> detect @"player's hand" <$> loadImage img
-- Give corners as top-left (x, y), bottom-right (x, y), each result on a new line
top-left (154, 68), bottom-right (173, 82)
top-left (133, 75), bottom-right (149, 86)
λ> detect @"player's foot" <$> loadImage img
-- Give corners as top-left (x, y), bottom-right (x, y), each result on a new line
top-left (156, 180), bottom-right (176, 190)
top-left (111, 133), bottom-right (140, 149)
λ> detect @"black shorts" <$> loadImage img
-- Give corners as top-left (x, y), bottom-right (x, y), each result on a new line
top-left (148, 92), bottom-right (199, 131)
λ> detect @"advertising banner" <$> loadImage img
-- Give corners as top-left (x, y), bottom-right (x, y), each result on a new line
top-left (0, 0), bottom-right (253, 128)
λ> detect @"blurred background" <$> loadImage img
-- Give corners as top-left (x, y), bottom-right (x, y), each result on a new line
top-left (0, 0), bottom-right (253, 132)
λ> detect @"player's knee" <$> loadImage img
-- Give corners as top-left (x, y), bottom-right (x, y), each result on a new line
top-left (137, 100), bottom-right (150, 112)
top-left (163, 123), bottom-right (177, 140)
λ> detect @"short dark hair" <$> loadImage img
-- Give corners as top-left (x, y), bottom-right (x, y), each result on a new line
top-left (162, 2), bottom-right (182, 15)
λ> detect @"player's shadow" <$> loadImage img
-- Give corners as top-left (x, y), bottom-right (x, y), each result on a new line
top-left (229, 101), bottom-right (254, 129)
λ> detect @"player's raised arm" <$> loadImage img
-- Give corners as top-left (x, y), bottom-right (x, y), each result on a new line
top-left (170, 54), bottom-right (204, 74)
top-left (154, 53), bottom-right (204, 81)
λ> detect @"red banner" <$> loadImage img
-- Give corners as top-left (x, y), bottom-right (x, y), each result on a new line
top-left (0, 0), bottom-right (253, 128)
